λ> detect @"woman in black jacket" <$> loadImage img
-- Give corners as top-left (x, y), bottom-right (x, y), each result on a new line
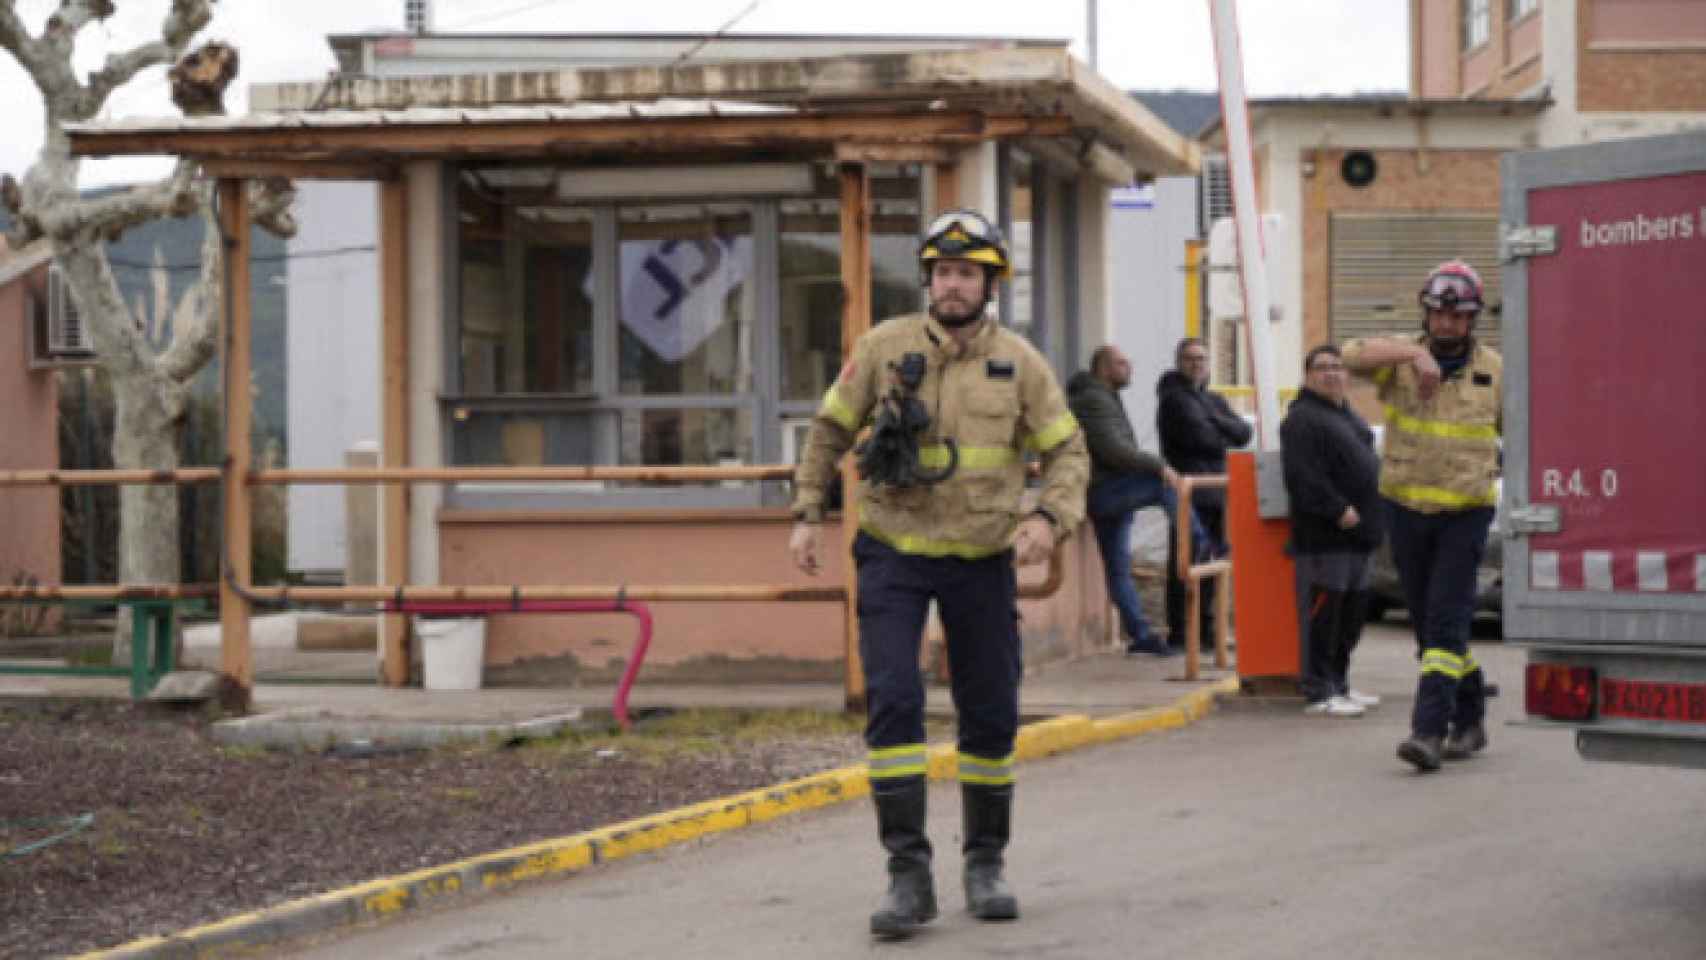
top-left (1281, 344), bottom-right (1384, 717)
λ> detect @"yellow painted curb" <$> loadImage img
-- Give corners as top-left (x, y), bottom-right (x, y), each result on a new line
top-left (74, 675), bottom-right (1239, 959)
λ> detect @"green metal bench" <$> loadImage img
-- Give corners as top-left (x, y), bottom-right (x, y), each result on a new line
top-left (0, 599), bottom-right (205, 699)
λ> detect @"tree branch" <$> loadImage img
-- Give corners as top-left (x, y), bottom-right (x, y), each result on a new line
top-left (0, 1), bottom-right (51, 94)
top-left (39, 156), bottom-right (199, 245)
top-left (157, 182), bottom-right (218, 382)
top-left (87, 0), bottom-right (216, 112)
top-left (43, 0), bottom-right (116, 44)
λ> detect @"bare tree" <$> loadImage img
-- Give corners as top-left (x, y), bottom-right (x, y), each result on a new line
top-left (0, 1), bottom-right (294, 653)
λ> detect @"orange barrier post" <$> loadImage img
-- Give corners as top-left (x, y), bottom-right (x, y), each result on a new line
top-left (1224, 451), bottom-right (1299, 686)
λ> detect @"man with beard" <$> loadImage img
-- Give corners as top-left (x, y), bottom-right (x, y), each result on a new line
top-left (788, 209), bottom-right (1088, 938)
top-left (1156, 337), bottom-right (1252, 650)
top-left (1342, 260), bottom-right (1502, 772)
top-left (1067, 344), bottom-right (1207, 656)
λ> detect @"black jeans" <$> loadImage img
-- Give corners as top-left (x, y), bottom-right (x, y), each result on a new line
top-left (1293, 551), bottom-right (1373, 703)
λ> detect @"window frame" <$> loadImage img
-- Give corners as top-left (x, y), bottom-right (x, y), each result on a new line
top-left (443, 158), bottom-right (1081, 512)
top-left (1462, 0), bottom-right (1493, 51)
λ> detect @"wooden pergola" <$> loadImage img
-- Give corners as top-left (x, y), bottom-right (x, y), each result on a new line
top-left (56, 47), bottom-right (1198, 704)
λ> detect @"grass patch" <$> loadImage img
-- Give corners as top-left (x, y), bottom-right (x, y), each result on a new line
top-left (516, 708), bottom-right (867, 765)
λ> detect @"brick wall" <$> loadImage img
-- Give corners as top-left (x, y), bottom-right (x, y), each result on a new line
top-left (1576, 0), bottom-right (1706, 112)
top-left (1299, 148), bottom-right (1504, 351)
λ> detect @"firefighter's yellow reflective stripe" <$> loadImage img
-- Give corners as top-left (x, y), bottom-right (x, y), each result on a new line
top-left (918, 444), bottom-right (1017, 471)
top-left (1421, 650), bottom-right (1468, 679)
top-left (957, 752), bottom-right (1015, 786)
top-left (859, 523), bottom-right (1004, 560)
top-left (868, 744), bottom-right (929, 780)
top-left (1383, 405), bottom-right (1499, 442)
top-left (1380, 481), bottom-right (1498, 510)
top-left (818, 386), bottom-right (860, 432)
top-left (1026, 412), bottom-right (1079, 453)
top-left (1372, 366), bottom-right (1393, 386)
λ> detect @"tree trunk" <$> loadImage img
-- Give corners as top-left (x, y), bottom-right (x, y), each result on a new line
top-left (57, 243), bottom-right (190, 661)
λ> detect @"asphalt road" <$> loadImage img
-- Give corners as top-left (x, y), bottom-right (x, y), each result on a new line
top-left (283, 624), bottom-right (1706, 959)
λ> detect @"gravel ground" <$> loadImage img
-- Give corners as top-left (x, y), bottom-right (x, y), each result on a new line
top-left (0, 699), bottom-right (873, 959)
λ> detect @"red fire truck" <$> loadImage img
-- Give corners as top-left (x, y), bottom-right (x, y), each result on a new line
top-left (1504, 130), bottom-right (1706, 768)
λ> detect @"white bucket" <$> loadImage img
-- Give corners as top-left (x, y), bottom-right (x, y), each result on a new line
top-left (417, 618), bottom-right (486, 691)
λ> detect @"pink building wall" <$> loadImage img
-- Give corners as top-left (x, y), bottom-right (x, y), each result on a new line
top-left (439, 511), bottom-right (1111, 684)
top-left (0, 264), bottom-right (62, 596)
top-left (1417, 0), bottom-right (1463, 98)
top-left (1587, 0), bottom-right (1706, 42)
top-left (1508, 7), bottom-right (1544, 65)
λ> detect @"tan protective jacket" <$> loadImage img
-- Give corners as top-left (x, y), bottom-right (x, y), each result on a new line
top-left (791, 312), bottom-right (1088, 558)
top-left (1342, 333), bottom-right (1503, 514)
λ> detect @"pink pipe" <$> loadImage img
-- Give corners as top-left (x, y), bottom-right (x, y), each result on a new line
top-left (385, 599), bottom-right (654, 732)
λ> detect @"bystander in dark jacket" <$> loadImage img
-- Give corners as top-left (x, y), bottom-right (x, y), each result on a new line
top-left (1155, 338), bottom-right (1251, 649)
top-left (1281, 344), bottom-right (1384, 717)
top-left (1067, 346), bottom-right (1203, 656)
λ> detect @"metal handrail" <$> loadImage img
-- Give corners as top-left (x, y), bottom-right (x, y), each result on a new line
top-left (1174, 474), bottom-right (1233, 681)
top-left (0, 464), bottom-right (795, 487)
top-left (0, 544), bottom-right (1063, 603)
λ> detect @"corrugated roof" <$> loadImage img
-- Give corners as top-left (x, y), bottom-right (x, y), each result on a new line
top-left (63, 99), bottom-right (794, 137)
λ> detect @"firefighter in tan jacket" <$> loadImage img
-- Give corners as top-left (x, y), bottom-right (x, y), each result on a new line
top-left (789, 209), bottom-right (1088, 939)
top-left (1342, 259), bottom-right (1502, 774)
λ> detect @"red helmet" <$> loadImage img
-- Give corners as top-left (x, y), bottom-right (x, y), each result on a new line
top-left (1419, 259), bottom-right (1484, 315)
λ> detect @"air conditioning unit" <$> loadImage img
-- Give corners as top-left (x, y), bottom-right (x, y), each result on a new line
top-left (46, 263), bottom-right (95, 358)
top-left (26, 263), bottom-right (97, 368)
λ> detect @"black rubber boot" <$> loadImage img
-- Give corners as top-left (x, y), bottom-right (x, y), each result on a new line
top-left (870, 779), bottom-right (937, 940)
top-left (962, 783), bottom-right (1019, 921)
top-left (1397, 734), bottom-right (1444, 772)
top-left (1442, 724), bottom-right (1488, 760)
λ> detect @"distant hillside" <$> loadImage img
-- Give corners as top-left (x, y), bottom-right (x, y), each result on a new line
top-left (1131, 89), bottom-right (1221, 140)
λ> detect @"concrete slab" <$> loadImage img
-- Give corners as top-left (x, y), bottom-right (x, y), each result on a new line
top-left (210, 708), bottom-right (586, 752)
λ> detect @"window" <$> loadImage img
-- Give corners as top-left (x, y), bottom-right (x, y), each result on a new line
top-left (1463, 0), bottom-right (1492, 49)
top-left (776, 170), bottom-right (922, 408)
top-left (1507, 0), bottom-right (1537, 20)
top-left (450, 162), bottom-right (923, 505)
top-left (998, 146), bottom-right (1039, 343)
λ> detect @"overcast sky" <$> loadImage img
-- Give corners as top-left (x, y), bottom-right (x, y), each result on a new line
top-left (0, 0), bottom-right (1411, 187)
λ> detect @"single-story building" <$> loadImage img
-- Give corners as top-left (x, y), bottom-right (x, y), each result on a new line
top-left (65, 41), bottom-right (1197, 688)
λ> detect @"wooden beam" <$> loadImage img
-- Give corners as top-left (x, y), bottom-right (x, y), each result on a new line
top-left (379, 178), bottom-right (411, 687)
top-left (834, 142), bottom-right (953, 165)
top-left (199, 158), bottom-right (399, 181)
top-left (838, 161), bottom-right (872, 714)
top-left (69, 113), bottom-right (1075, 161)
top-left (216, 178), bottom-right (253, 697)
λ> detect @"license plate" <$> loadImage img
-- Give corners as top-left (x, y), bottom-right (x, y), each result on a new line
top-left (1599, 678), bottom-right (1706, 724)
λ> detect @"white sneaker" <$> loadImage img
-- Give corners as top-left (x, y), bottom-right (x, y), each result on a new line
top-left (1304, 696), bottom-right (1366, 717)
top-left (1344, 690), bottom-right (1381, 709)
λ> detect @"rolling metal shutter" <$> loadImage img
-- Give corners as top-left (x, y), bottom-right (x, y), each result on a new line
top-left (1329, 213), bottom-right (1502, 348)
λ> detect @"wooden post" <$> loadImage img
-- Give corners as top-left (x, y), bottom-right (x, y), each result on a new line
top-left (933, 160), bottom-right (960, 215)
top-left (216, 179), bottom-right (253, 696)
top-left (839, 161), bottom-right (872, 713)
top-left (1214, 569), bottom-right (1232, 670)
top-left (379, 178), bottom-right (411, 686)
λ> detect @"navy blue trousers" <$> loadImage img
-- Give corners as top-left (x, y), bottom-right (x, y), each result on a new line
top-left (853, 532), bottom-right (1021, 761)
top-left (1386, 500), bottom-right (1494, 738)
